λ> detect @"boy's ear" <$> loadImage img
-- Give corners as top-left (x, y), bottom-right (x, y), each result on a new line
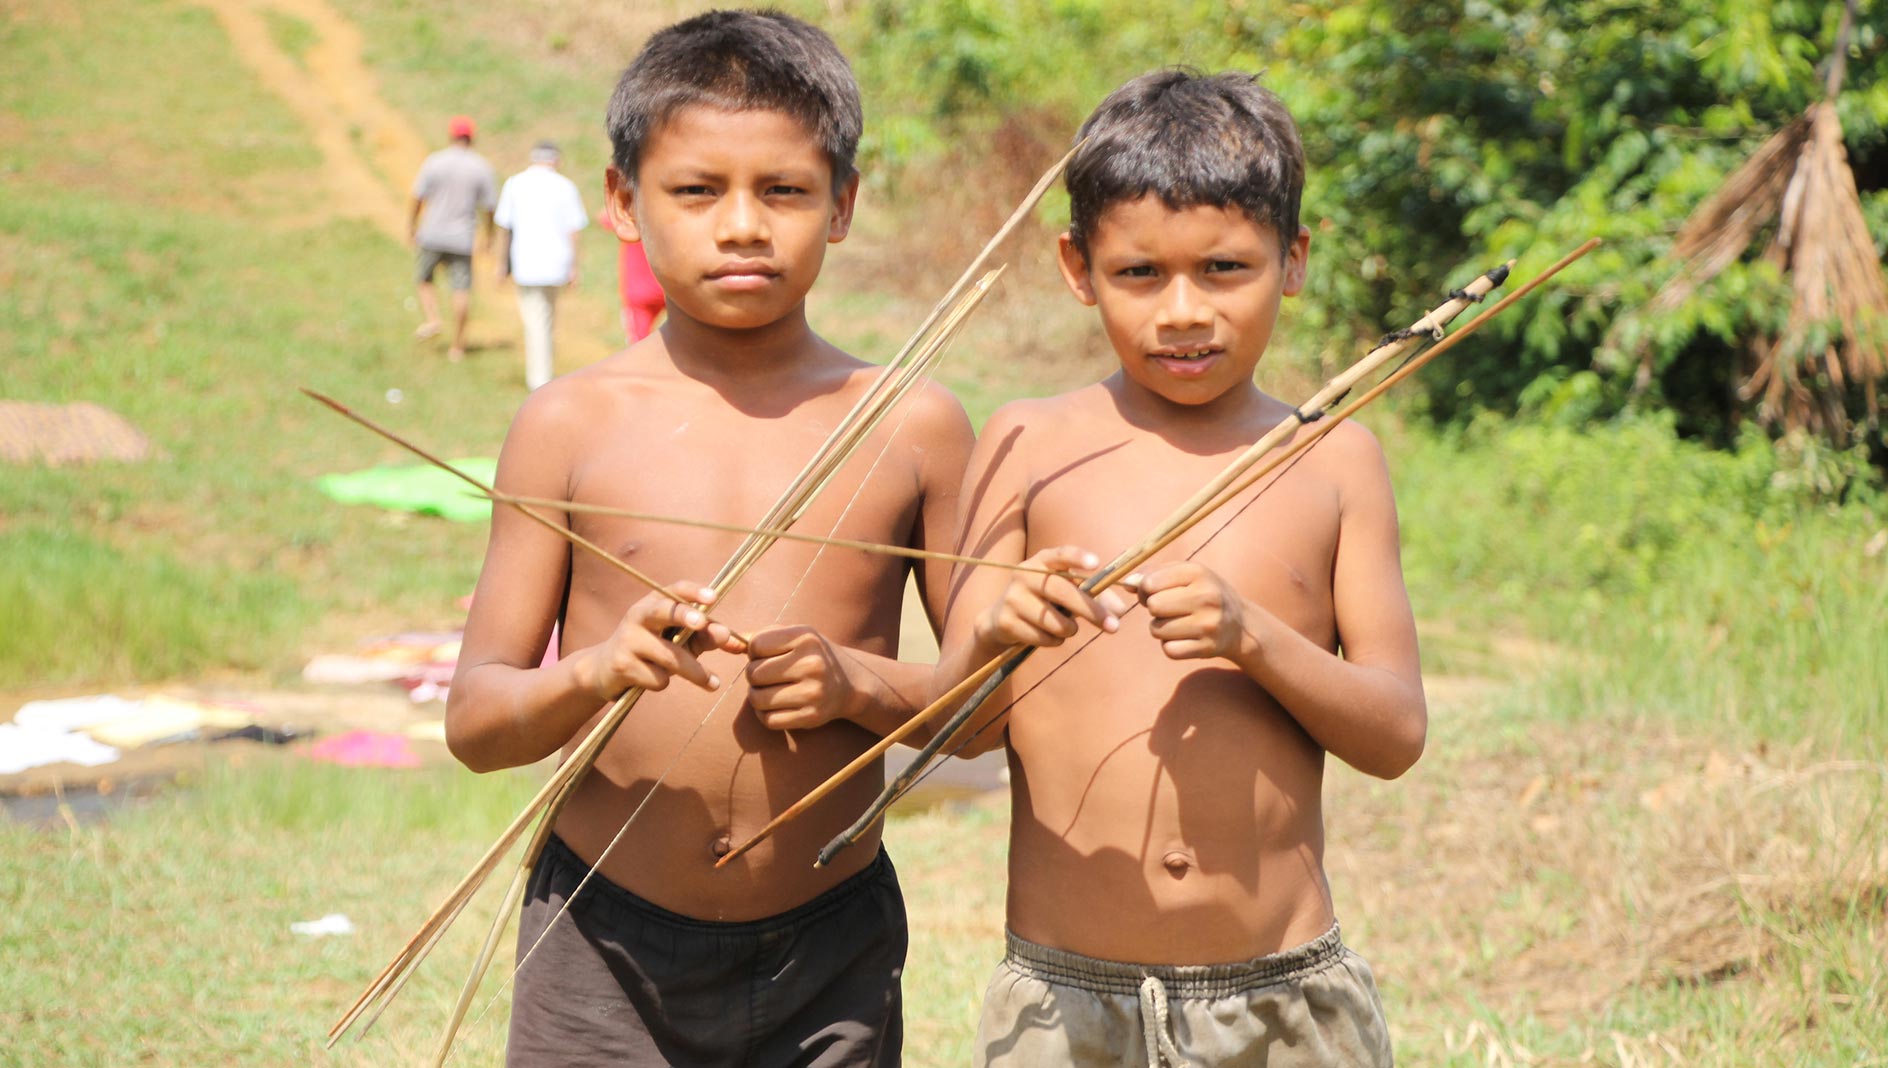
top-left (1282, 225), bottom-right (1311, 297)
top-left (1055, 232), bottom-right (1098, 306)
top-left (604, 166), bottom-right (642, 243)
top-left (827, 172), bottom-right (860, 244)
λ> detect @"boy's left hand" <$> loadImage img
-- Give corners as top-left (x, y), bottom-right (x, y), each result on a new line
top-left (1132, 562), bottom-right (1258, 663)
top-left (743, 625), bottom-right (862, 731)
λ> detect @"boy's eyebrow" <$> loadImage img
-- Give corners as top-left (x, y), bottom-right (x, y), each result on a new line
top-left (650, 165), bottom-right (825, 186)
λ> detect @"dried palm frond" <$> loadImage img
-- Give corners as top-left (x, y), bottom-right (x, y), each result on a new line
top-left (1622, 0), bottom-right (1885, 441)
top-left (1746, 100), bottom-right (1888, 436)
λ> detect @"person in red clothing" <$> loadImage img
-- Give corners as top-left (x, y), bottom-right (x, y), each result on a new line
top-left (599, 208), bottom-right (667, 341)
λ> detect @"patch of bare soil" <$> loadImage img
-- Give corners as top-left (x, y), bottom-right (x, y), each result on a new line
top-left (0, 401), bottom-right (152, 465)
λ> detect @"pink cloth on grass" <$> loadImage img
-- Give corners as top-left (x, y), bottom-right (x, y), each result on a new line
top-left (306, 730), bottom-right (422, 768)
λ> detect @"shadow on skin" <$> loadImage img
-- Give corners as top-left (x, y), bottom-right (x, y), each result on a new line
top-left (683, 354), bottom-right (862, 420)
top-left (1011, 756), bottom-right (1255, 953)
top-left (1145, 668), bottom-right (1319, 894)
top-left (563, 768), bottom-right (723, 870)
top-left (950, 419), bottom-right (1130, 598)
top-left (1012, 667), bottom-right (1330, 941)
top-left (1044, 669), bottom-right (1291, 896)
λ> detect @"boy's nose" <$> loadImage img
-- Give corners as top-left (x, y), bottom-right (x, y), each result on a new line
top-left (1155, 277), bottom-right (1214, 330)
top-left (716, 192), bottom-right (769, 246)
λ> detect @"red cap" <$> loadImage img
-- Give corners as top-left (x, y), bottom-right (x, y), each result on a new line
top-left (447, 115), bottom-right (476, 139)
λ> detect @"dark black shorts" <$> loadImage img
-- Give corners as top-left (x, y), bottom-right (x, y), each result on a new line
top-left (506, 834), bottom-right (907, 1068)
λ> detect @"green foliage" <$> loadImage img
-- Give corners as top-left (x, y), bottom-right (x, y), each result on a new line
top-left (1260, 0), bottom-right (1888, 436)
top-left (829, 0), bottom-right (1888, 447)
top-left (826, 0), bottom-right (1264, 214)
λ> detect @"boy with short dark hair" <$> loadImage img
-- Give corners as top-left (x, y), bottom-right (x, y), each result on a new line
top-left (938, 69), bottom-right (1424, 1066)
top-left (446, 11), bottom-right (972, 1066)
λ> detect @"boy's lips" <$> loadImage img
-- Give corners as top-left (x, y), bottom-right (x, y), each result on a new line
top-left (1147, 345), bottom-right (1224, 377)
top-left (706, 261), bottom-right (780, 290)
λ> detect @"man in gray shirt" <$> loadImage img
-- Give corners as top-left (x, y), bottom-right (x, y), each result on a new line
top-left (410, 115), bottom-right (497, 362)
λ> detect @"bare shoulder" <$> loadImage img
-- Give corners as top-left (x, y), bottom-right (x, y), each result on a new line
top-left (1313, 417), bottom-right (1387, 465)
top-left (1308, 419), bottom-right (1398, 512)
top-left (895, 377), bottom-right (974, 445)
top-left (503, 369), bottom-right (605, 449)
top-left (496, 355), bottom-right (650, 473)
top-left (986, 384), bottom-right (1108, 437)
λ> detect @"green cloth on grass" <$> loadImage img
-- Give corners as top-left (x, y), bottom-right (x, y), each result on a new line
top-left (317, 459), bottom-right (497, 522)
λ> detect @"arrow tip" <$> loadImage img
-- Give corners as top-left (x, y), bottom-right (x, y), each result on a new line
top-left (300, 387), bottom-right (348, 415)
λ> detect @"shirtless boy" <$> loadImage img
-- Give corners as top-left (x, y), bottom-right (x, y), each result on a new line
top-left (937, 70), bottom-right (1426, 1066)
top-left (446, 12), bottom-right (972, 1066)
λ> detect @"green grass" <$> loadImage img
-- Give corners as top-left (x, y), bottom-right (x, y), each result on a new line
top-left (0, 0), bottom-right (537, 687)
top-left (0, 756), bottom-right (1008, 1067)
top-left (263, 8), bottom-right (318, 69)
top-left (3, 2), bottom-right (1883, 1063)
top-left (1390, 417), bottom-right (1888, 747)
top-left (3, 716), bottom-right (1880, 1066)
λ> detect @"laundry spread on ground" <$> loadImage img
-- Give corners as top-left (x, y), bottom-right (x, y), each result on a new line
top-left (1, 693), bottom-right (262, 774)
top-left (303, 631), bottom-right (462, 704)
top-left (316, 459), bottom-right (497, 522)
top-left (305, 730), bottom-right (423, 768)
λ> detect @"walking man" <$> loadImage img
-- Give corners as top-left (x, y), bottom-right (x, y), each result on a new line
top-left (496, 141), bottom-right (588, 389)
top-left (410, 115), bottom-right (497, 363)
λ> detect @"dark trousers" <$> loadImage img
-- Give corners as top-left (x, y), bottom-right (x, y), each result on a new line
top-left (506, 834), bottom-right (907, 1068)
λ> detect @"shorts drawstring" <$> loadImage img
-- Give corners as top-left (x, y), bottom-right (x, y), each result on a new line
top-left (1138, 974), bottom-right (1188, 1067)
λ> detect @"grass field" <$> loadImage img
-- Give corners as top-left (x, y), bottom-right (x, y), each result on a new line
top-left (3, 698), bottom-right (1881, 1067)
top-left (2, 0), bottom-right (1884, 1065)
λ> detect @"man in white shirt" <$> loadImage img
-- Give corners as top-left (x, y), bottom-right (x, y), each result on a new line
top-left (495, 142), bottom-right (589, 390)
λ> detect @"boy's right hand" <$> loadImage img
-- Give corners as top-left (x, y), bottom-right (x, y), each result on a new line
top-left (574, 581), bottom-right (744, 700)
top-left (973, 546), bottom-right (1128, 651)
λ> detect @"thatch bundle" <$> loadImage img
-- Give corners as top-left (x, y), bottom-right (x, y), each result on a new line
top-left (1631, 0), bottom-right (1886, 442)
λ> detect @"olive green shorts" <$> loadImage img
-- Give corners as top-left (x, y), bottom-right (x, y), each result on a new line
top-left (415, 247), bottom-right (473, 290)
top-left (974, 924), bottom-right (1392, 1067)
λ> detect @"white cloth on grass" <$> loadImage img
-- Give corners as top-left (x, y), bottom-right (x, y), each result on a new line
top-left (0, 722), bottom-right (120, 774)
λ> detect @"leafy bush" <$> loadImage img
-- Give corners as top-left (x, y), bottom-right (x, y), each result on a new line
top-left (824, 0), bottom-right (1888, 451)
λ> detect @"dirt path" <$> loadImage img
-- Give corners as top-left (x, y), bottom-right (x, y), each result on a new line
top-left (194, 0), bottom-right (620, 370)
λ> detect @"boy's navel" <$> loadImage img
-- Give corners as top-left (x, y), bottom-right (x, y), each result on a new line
top-left (710, 833), bottom-right (732, 859)
top-left (1161, 849), bottom-right (1195, 877)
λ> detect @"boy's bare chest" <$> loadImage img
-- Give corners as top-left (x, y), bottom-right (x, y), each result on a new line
top-left (1025, 441), bottom-right (1342, 629)
top-left (559, 398), bottom-right (920, 613)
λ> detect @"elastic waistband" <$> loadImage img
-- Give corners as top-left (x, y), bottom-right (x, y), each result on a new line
top-left (540, 833), bottom-right (896, 936)
top-left (1004, 924), bottom-right (1346, 998)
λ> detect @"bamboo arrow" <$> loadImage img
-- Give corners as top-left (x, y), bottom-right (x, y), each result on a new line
top-left (481, 490), bottom-right (1095, 580)
top-left (811, 238), bottom-right (1600, 868)
top-left (331, 149), bottom-right (1080, 1060)
top-left (716, 237), bottom-right (1599, 871)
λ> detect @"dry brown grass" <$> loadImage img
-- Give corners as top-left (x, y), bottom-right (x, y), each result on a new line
top-left (1329, 692), bottom-right (1888, 1064)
